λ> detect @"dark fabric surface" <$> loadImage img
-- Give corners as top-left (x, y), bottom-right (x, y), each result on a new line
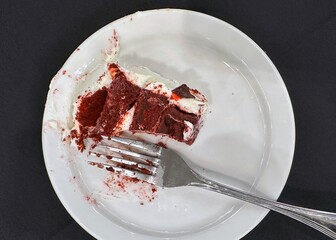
top-left (1, 0), bottom-right (336, 239)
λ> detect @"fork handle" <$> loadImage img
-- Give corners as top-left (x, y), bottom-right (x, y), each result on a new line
top-left (190, 181), bottom-right (336, 239)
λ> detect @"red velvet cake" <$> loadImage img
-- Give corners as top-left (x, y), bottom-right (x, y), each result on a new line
top-left (71, 63), bottom-right (207, 151)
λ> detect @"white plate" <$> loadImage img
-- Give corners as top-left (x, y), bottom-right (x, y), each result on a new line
top-left (42, 9), bottom-right (295, 240)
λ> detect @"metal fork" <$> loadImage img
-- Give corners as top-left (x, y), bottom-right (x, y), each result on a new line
top-left (88, 136), bottom-right (336, 239)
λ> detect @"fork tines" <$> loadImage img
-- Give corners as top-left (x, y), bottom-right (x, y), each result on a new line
top-left (88, 136), bottom-right (162, 181)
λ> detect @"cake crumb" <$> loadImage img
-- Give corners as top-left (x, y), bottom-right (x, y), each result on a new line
top-left (84, 194), bottom-right (97, 206)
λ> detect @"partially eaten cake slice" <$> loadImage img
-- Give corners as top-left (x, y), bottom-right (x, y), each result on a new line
top-left (70, 63), bottom-right (207, 151)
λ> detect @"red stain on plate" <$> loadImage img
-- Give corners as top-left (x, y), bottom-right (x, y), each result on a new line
top-left (84, 194), bottom-right (97, 206)
top-left (97, 72), bottom-right (106, 83)
top-left (102, 172), bottom-right (157, 203)
top-left (53, 88), bottom-right (59, 94)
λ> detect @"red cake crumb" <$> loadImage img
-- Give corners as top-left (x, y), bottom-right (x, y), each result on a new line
top-left (88, 161), bottom-right (104, 169)
top-left (157, 142), bottom-right (167, 148)
top-left (97, 72), bottom-right (106, 83)
top-left (52, 88), bottom-right (59, 94)
top-left (84, 194), bottom-right (97, 205)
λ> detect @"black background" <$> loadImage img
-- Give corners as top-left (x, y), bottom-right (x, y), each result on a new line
top-left (1, 0), bottom-right (336, 239)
